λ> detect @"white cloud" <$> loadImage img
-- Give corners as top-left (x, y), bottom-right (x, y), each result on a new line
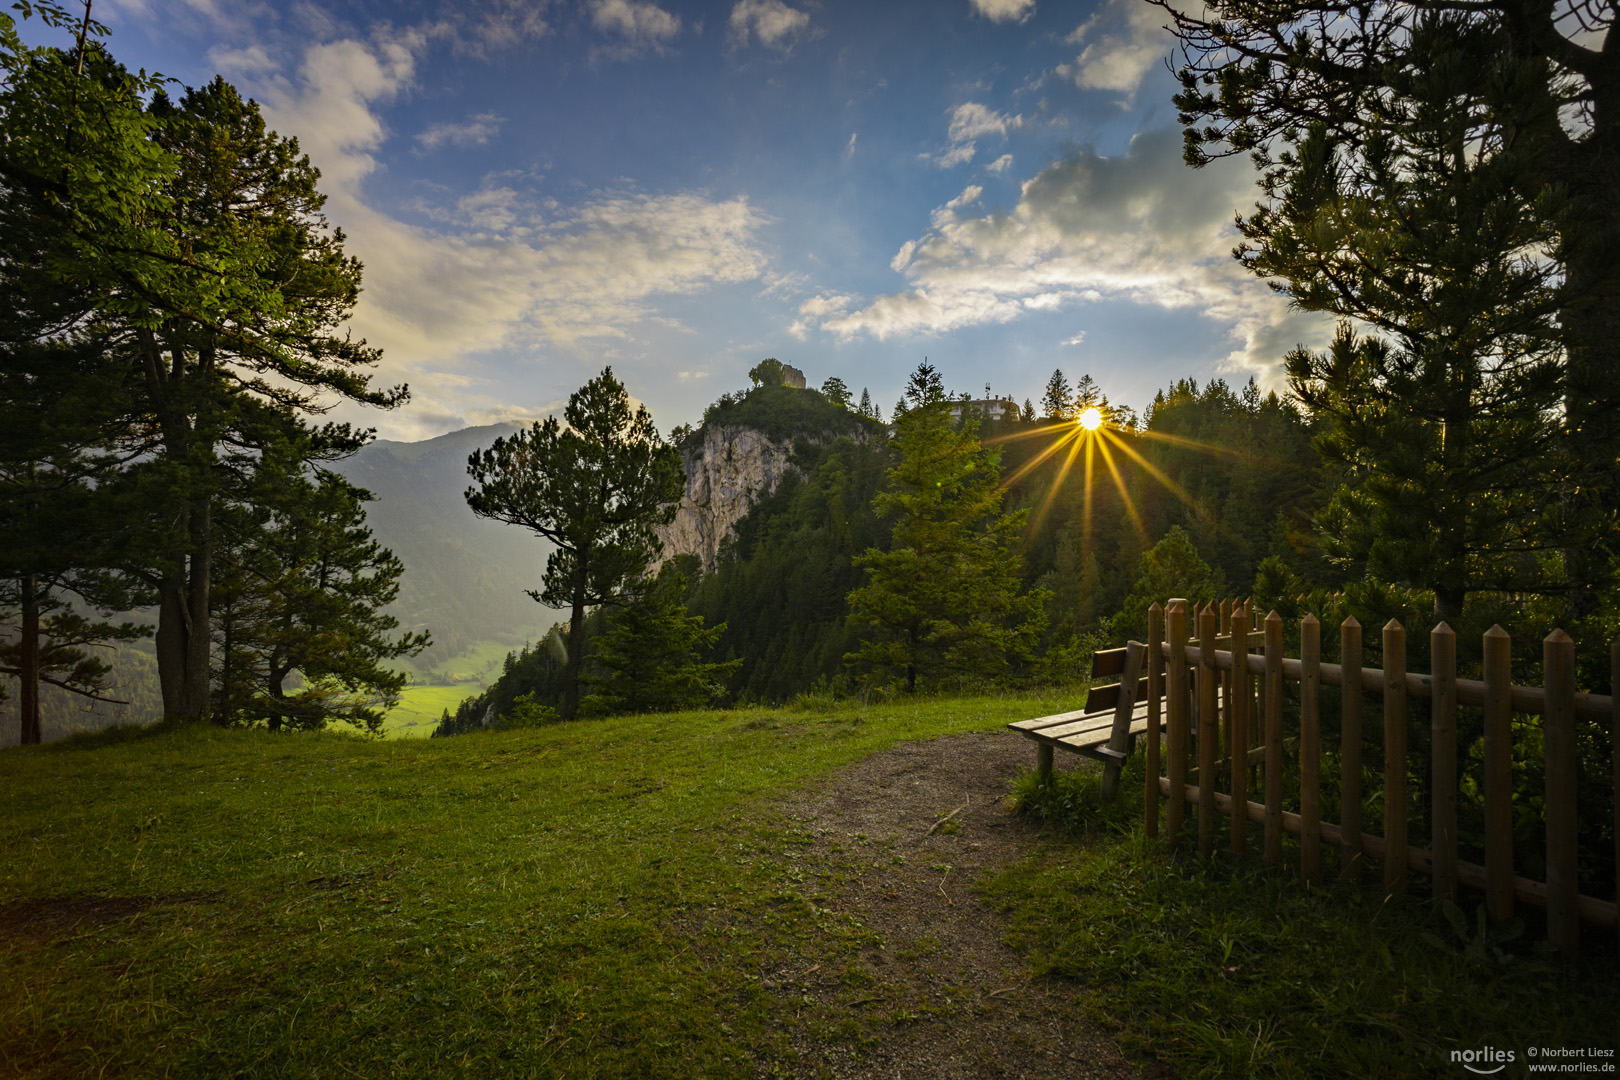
top-left (729, 0), bottom-right (812, 49)
top-left (931, 102), bottom-right (1023, 168)
top-left (945, 185), bottom-right (983, 212)
top-left (949, 101), bottom-right (1021, 143)
top-left (798, 129), bottom-right (1331, 384)
top-left (1061, 0), bottom-right (1172, 96)
top-left (590, 0), bottom-right (681, 48)
top-left (845, 132), bottom-right (858, 160)
top-left (986, 153), bottom-right (1014, 174)
top-left (787, 293), bottom-right (853, 340)
top-left (969, 0), bottom-right (1036, 23)
top-left (246, 33), bottom-right (767, 438)
top-left (455, 0), bottom-right (552, 56)
top-left (416, 112), bottom-right (504, 150)
top-left (1063, 331), bottom-right (1087, 345)
top-left (208, 43), bottom-right (278, 79)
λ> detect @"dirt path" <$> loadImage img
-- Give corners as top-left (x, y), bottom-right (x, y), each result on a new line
top-left (761, 729), bottom-right (1145, 1080)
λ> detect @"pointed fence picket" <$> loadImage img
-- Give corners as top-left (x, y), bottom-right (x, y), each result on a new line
top-left (1140, 599), bottom-right (1620, 960)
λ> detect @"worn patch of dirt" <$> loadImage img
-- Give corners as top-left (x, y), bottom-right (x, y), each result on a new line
top-left (0, 892), bottom-right (220, 943)
top-left (758, 729), bottom-right (1143, 1080)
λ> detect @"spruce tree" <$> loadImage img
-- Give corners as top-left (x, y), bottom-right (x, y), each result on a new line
top-left (581, 561), bottom-right (739, 715)
top-left (1040, 370), bottom-right (1072, 419)
top-left (847, 363), bottom-right (1046, 692)
top-left (211, 447), bottom-right (429, 733)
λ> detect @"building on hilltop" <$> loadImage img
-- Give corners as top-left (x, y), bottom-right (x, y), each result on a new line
top-left (949, 397), bottom-right (1019, 423)
top-left (781, 364), bottom-right (806, 389)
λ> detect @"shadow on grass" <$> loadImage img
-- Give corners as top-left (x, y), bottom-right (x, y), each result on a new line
top-left (988, 757), bottom-right (1618, 1079)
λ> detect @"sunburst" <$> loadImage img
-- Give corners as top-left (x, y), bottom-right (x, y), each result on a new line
top-left (987, 409), bottom-right (1210, 552)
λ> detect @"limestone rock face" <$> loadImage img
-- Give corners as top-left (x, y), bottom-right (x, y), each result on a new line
top-left (655, 425), bottom-right (794, 571)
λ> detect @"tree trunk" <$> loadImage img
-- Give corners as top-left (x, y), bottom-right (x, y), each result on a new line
top-left (267, 667), bottom-right (286, 733)
top-left (184, 497), bottom-right (211, 720)
top-left (562, 591), bottom-right (587, 721)
top-left (18, 576), bottom-right (41, 746)
top-left (1555, 64), bottom-right (1620, 620)
top-left (156, 563), bottom-right (189, 719)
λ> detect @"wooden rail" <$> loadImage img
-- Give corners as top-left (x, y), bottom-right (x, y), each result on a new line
top-left (1145, 599), bottom-right (1620, 960)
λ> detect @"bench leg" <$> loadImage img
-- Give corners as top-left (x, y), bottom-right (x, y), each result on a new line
top-left (1037, 743), bottom-right (1054, 785)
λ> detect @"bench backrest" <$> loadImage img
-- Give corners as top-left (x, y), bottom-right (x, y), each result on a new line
top-left (1084, 647), bottom-right (1147, 714)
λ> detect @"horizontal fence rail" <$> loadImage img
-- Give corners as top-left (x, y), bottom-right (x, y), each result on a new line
top-left (1138, 599), bottom-right (1620, 960)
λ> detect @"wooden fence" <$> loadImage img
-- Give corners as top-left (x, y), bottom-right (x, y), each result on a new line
top-left (1139, 599), bottom-right (1620, 959)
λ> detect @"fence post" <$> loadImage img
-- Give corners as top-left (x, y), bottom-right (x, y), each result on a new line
top-left (1221, 599), bottom-right (1233, 773)
top-left (1482, 625), bottom-right (1514, 923)
top-left (1265, 610), bottom-right (1284, 866)
top-left (1145, 603), bottom-right (1164, 838)
top-left (1167, 601), bottom-right (1190, 844)
top-left (1613, 638), bottom-right (1620, 963)
top-left (1544, 629), bottom-right (1578, 959)
top-left (1340, 616), bottom-right (1363, 882)
top-left (1301, 615), bottom-right (1322, 884)
top-left (1230, 606), bottom-right (1250, 856)
top-left (1383, 619), bottom-right (1408, 893)
top-left (1431, 622), bottom-right (1458, 903)
top-left (1198, 602), bottom-right (1219, 860)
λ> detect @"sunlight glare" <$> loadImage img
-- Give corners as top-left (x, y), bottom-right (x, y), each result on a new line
top-left (1079, 407), bottom-right (1103, 430)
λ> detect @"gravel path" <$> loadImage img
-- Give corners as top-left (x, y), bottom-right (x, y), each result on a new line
top-left (760, 729), bottom-right (1147, 1080)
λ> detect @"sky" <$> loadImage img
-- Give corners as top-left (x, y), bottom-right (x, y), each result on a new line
top-left (42, 0), bottom-right (1332, 441)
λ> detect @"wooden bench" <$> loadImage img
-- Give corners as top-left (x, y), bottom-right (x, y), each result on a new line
top-left (1012, 629), bottom-right (1271, 796)
top-left (1009, 641), bottom-right (1152, 797)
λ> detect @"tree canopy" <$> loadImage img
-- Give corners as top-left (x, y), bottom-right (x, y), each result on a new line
top-left (465, 368), bottom-right (684, 719)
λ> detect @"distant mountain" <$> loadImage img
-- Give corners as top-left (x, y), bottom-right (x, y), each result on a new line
top-left (331, 423), bottom-right (559, 670)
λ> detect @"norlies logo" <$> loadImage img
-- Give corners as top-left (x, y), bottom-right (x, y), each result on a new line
top-left (1454, 1047), bottom-right (1517, 1075)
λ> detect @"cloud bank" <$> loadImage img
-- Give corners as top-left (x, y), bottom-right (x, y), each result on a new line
top-left (247, 31), bottom-right (766, 436)
top-left (798, 129), bottom-right (1329, 381)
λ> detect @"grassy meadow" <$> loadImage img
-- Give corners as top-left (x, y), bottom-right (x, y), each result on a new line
top-left (0, 693), bottom-right (1051, 1079)
top-left (2, 694), bottom-right (1614, 1079)
top-left (382, 630), bottom-right (552, 738)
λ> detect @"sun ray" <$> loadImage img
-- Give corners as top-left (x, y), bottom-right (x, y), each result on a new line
top-left (1101, 427), bottom-right (1201, 509)
top-left (1082, 433), bottom-right (1095, 549)
top-left (983, 421), bottom-right (1086, 446)
top-left (1134, 428), bottom-right (1293, 470)
top-left (999, 426), bottom-right (1081, 489)
top-left (1029, 428), bottom-right (1087, 535)
top-left (1094, 434), bottom-right (1149, 547)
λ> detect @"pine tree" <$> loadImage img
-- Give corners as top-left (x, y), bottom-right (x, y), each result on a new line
top-left (847, 363), bottom-right (1046, 692)
top-left (465, 369), bottom-right (685, 719)
top-left (211, 448), bottom-right (429, 733)
top-left (1162, 0), bottom-right (1615, 614)
top-left (857, 387), bottom-right (874, 418)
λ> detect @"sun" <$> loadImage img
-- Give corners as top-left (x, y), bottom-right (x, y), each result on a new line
top-left (1078, 406), bottom-right (1103, 431)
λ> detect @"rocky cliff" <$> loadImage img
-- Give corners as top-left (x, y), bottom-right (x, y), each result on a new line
top-left (656, 425), bottom-right (796, 571)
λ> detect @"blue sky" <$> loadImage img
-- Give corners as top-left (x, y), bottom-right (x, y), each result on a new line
top-left (60, 0), bottom-right (1330, 440)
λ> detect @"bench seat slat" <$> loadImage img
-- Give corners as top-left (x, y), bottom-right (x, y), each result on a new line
top-left (1008, 699), bottom-right (1151, 737)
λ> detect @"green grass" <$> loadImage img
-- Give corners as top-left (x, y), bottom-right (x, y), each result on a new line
top-left (380, 684), bottom-right (472, 738)
top-left (988, 759), bottom-right (1619, 1079)
top-left (5, 693), bottom-right (1612, 1079)
top-left (0, 691), bottom-right (1066, 1079)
